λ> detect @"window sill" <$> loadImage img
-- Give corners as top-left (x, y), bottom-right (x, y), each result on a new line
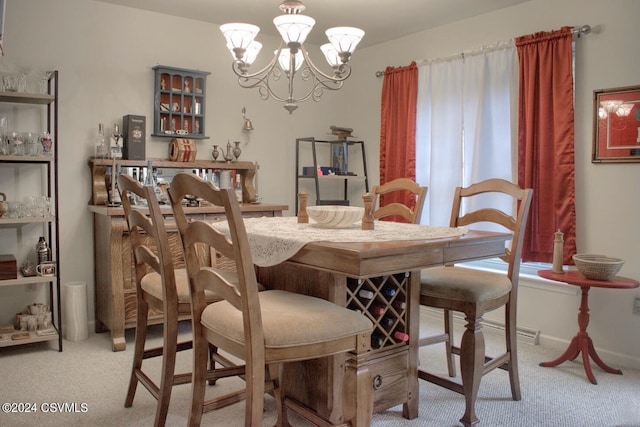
top-left (460, 259), bottom-right (579, 296)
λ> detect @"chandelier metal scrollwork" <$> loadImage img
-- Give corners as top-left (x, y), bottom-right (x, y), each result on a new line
top-left (220, 0), bottom-right (364, 114)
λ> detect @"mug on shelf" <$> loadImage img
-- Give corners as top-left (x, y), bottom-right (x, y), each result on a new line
top-left (36, 261), bottom-right (56, 277)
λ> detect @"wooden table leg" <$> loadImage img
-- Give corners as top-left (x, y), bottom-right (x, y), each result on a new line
top-left (539, 285), bottom-right (623, 384)
top-left (402, 271), bottom-right (420, 420)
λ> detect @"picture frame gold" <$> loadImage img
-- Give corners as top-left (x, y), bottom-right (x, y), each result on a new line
top-left (592, 85), bottom-right (640, 163)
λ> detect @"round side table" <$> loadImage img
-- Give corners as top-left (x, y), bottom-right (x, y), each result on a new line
top-left (537, 269), bottom-right (639, 384)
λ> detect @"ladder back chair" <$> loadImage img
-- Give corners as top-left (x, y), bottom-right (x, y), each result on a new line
top-left (418, 178), bottom-right (533, 427)
top-left (371, 177), bottom-right (427, 224)
top-left (168, 173), bottom-right (374, 427)
top-left (118, 174), bottom-right (241, 427)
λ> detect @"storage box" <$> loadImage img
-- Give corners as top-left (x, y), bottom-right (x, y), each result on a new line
top-left (122, 115), bottom-right (146, 160)
top-left (169, 138), bottom-right (197, 162)
top-left (0, 254), bottom-right (17, 280)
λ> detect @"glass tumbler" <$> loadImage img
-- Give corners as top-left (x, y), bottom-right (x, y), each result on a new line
top-left (0, 117), bottom-right (7, 155)
top-left (0, 135), bottom-right (8, 155)
top-left (24, 132), bottom-right (39, 156)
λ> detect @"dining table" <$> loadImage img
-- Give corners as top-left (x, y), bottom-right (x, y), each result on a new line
top-left (211, 216), bottom-right (511, 426)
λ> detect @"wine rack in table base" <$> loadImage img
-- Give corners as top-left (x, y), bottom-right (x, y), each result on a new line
top-left (347, 272), bottom-right (410, 350)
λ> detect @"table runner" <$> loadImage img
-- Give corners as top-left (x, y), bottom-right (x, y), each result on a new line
top-left (211, 216), bottom-right (467, 267)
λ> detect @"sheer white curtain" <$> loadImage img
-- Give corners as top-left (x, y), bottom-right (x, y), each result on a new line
top-left (415, 41), bottom-right (518, 227)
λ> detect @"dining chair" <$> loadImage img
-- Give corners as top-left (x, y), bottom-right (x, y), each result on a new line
top-left (168, 172), bottom-right (374, 427)
top-left (371, 177), bottom-right (427, 224)
top-left (118, 174), bottom-right (243, 427)
top-left (418, 178), bottom-right (533, 427)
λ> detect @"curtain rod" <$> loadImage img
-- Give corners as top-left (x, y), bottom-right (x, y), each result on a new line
top-left (375, 25), bottom-right (592, 78)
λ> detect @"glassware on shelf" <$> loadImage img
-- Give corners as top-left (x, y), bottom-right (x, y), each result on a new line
top-left (0, 117), bottom-right (7, 155)
top-left (9, 131), bottom-right (24, 155)
top-left (3, 75), bottom-right (19, 92)
top-left (234, 174), bottom-right (243, 203)
top-left (94, 123), bottom-right (108, 158)
top-left (24, 132), bottom-right (39, 156)
top-left (0, 136), bottom-right (8, 156)
top-left (40, 132), bottom-right (53, 156)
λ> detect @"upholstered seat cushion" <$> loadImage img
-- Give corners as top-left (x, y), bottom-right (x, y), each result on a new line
top-left (201, 290), bottom-right (373, 349)
top-left (141, 268), bottom-right (221, 303)
top-left (420, 267), bottom-right (511, 303)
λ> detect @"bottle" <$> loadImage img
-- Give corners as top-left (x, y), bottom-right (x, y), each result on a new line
top-left (143, 160), bottom-right (155, 187)
top-left (392, 300), bottom-right (407, 311)
top-left (393, 330), bottom-right (409, 342)
top-left (371, 333), bottom-right (385, 349)
top-left (381, 285), bottom-right (397, 298)
top-left (94, 123), bottom-right (108, 158)
top-left (370, 304), bottom-right (385, 317)
top-left (234, 173), bottom-right (243, 203)
top-left (36, 237), bottom-right (51, 265)
top-left (358, 289), bottom-right (374, 299)
top-left (111, 164), bottom-right (122, 205)
top-left (380, 316), bottom-right (395, 328)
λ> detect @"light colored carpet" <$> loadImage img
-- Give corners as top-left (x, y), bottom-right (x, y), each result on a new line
top-left (0, 311), bottom-right (638, 427)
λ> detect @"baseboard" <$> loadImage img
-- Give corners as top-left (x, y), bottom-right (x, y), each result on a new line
top-left (538, 334), bottom-right (640, 371)
top-left (421, 307), bottom-right (540, 345)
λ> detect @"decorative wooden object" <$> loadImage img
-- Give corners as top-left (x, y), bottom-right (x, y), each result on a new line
top-left (361, 193), bottom-right (374, 230)
top-left (0, 254), bottom-right (17, 280)
top-left (169, 138), bottom-right (197, 162)
top-left (297, 191), bottom-right (308, 223)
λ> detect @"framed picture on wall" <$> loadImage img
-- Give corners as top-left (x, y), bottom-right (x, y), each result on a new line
top-left (592, 85), bottom-right (640, 163)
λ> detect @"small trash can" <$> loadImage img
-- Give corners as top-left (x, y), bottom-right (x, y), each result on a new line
top-left (63, 281), bottom-right (89, 341)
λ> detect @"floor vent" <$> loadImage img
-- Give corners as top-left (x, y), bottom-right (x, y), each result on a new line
top-left (477, 317), bottom-right (540, 346)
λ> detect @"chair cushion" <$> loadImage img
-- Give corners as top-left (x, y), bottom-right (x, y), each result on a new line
top-left (201, 290), bottom-right (373, 349)
top-left (141, 268), bottom-right (220, 303)
top-left (420, 267), bottom-right (511, 303)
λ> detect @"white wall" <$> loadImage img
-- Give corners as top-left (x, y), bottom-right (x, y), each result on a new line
top-left (345, 0), bottom-right (640, 368)
top-left (0, 0), bottom-right (346, 333)
top-left (1, 0), bottom-right (638, 368)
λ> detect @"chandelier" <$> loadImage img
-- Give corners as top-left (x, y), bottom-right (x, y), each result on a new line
top-left (220, 0), bottom-right (364, 113)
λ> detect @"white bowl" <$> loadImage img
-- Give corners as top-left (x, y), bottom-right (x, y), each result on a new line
top-left (572, 254), bottom-right (624, 281)
top-left (307, 205), bottom-right (364, 229)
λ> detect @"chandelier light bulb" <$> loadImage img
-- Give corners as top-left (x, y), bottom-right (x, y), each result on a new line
top-left (220, 23), bottom-right (260, 60)
top-left (243, 41), bottom-right (263, 66)
top-left (326, 27), bottom-right (365, 62)
top-left (273, 14), bottom-right (315, 46)
top-left (276, 48), bottom-right (304, 73)
top-left (320, 43), bottom-right (341, 69)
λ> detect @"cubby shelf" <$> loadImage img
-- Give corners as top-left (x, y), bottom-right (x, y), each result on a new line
top-left (346, 272), bottom-right (410, 349)
top-left (152, 65), bottom-right (210, 139)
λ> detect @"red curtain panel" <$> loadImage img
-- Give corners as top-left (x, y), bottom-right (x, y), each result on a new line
top-left (516, 27), bottom-right (577, 263)
top-left (379, 62), bottom-right (418, 219)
